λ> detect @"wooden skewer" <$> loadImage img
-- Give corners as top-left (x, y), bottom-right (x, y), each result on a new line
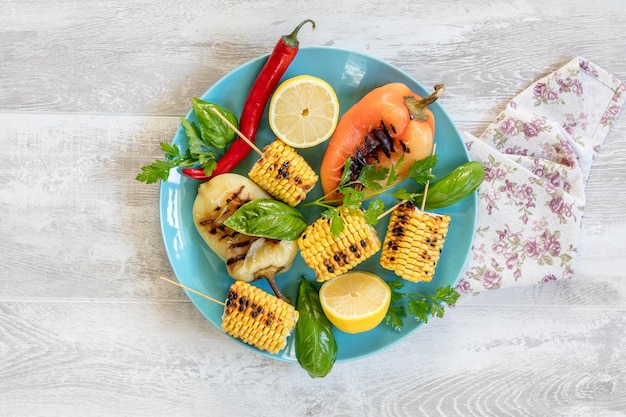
top-left (210, 107), bottom-right (264, 157)
top-left (378, 199), bottom-right (402, 220)
top-left (160, 276), bottom-right (225, 306)
top-left (420, 143), bottom-right (437, 212)
top-left (377, 143), bottom-right (438, 221)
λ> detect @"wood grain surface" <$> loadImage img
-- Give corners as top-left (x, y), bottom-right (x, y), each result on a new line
top-left (1, 1), bottom-right (625, 416)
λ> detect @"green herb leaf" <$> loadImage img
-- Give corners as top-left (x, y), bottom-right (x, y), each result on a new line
top-left (358, 164), bottom-right (389, 190)
top-left (383, 304), bottom-right (407, 333)
top-left (135, 159), bottom-right (178, 184)
top-left (161, 142), bottom-right (184, 159)
top-left (136, 102), bottom-right (240, 184)
top-left (391, 188), bottom-right (416, 201)
top-left (339, 158), bottom-right (352, 187)
top-left (424, 161), bottom-right (485, 209)
top-left (192, 98), bottom-right (239, 150)
top-left (383, 279), bottom-right (460, 332)
top-left (180, 116), bottom-right (204, 156)
top-left (330, 215), bottom-right (345, 236)
top-left (223, 199), bottom-right (307, 241)
top-left (386, 154), bottom-right (404, 186)
top-left (295, 278), bottom-right (338, 378)
top-left (340, 187), bottom-right (364, 209)
top-left (408, 155), bottom-right (438, 184)
top-left (363, 199), bottom-right (385, 226)
top-left (197, 152), bottom-right (218, 175)
top-left (407, 298), bottom-right (431, 323)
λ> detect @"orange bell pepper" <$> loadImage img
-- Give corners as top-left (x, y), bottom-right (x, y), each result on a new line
top-left (320, 82), bottom-right (444, 202)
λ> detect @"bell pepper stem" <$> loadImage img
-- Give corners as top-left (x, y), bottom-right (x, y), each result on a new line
top-left (263, 273), bottom-right (291, 304)
top-left (404, 83), bottom-right (446, 122)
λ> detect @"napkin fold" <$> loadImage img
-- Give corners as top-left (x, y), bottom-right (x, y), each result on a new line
top-left (456, 57), bottom-right (625, 295)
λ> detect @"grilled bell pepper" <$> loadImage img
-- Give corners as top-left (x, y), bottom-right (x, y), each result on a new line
top-left (320, 83), bottom-right (444, 202)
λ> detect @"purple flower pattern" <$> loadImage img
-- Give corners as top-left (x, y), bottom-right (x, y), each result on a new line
top-left (459, 57), bottom-right (625, 295)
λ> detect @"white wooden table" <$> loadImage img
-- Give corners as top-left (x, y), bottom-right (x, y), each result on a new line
top-left (1, 1), bottom-right (625, 416)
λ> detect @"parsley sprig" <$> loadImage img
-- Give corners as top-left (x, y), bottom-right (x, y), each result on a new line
top-left (136, 100), bottom-right (238, 184)
top-left (384, 279), bottom-right (460, 332)
top-left (135, 128), bottom-right (218, 184)
top-left (301, 154), bottom-right (438, 236)
top-left (301, 159), bottom-right (393, 235)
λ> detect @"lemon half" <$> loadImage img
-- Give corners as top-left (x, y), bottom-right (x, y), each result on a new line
top-left (319, 271), bottom-right (391, 334)
top-left (268, 75), bottom-right (339, 148)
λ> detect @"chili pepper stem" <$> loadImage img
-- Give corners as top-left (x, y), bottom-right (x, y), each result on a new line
top-left (160, 276), bottom-right (225, 306)
top-left (210, 107), bottom-right (264, 156)
top-left (282, 19), bottom-right (316, 48)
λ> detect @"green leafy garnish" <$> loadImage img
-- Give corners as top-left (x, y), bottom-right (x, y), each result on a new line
top-left (302, 156), bottom-right (405, 236)
top-left (224, 199), bottom-right (307, 241)
top-left (191, 98), bottom-right (238, 150)
top-left (135, 100), bottom-right (238, 184)
top-left (296, 278), bottom-right (337, 378)
top-left (392, 161), bottom-right (485, 209)
top-left (384, 279), bottom-right (460, 332)
top-left (135, 142), bottom-right (217, 184)
top-left (408, 155), bottom-right (438, 183)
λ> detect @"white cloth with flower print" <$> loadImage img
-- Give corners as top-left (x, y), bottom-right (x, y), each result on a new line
top-left (456, 57), bottom-right (626, 295)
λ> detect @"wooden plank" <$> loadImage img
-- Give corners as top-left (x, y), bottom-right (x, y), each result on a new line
top-left (0, 0), bottom-right (624, 117)
top-left (0, 301), bottom-right (624, 416)
top-left (0, 114), bottom-right (181, 300)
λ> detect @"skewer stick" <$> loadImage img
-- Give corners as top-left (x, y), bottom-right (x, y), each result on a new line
top-left (210, 107), bottom-right (264, 157)
top-left (420, 143), bottom-right (437, 212)
top-left (378, 199), bottom-right (403, 220)
top-left (377, 143), bottom-right (438, 221)
top-left (160, 276), bottom-right (225, 306)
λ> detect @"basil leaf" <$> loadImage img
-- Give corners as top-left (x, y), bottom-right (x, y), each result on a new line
top-left (223, 199), bottom-right (307, 241)
top-left (425, 161), bottom-right (485, 209)
top-left (295, 278), bottom-right (337, 378)
top-left (191, 98), bottom-right (238, 150)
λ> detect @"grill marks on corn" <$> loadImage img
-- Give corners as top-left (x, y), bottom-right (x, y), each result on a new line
top-left (248, 139), bottom-right (318, 206)
top-left (297, 210), bottom-right (382, 282)
top-left (380, 201), bottom-right (450, 283)
top-left (348, 121), bottom-right (409, 183)
top-left (197, 185), bottom-right (257, 267)
top-left (221, 281), bottom-right (299, 354)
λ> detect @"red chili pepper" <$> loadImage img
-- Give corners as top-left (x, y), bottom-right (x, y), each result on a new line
top-left (182, 19), bottom-right (315, 181)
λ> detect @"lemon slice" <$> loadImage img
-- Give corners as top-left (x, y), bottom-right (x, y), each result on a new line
top-left (319, 271), bottom-right (391, 334)
top-left (268, 75), bottom-right (339, 148)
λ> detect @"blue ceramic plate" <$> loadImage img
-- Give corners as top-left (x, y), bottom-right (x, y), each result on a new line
top-left (160, 46), bottom-right (476, 362)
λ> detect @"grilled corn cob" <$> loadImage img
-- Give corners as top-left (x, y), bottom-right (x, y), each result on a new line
top-left (248, 139), bottom-right (318, 207)
top-left (380, 201), bottom-right (450, 282)
top-left (297, 210), bottom-right (382, 282)
top-left (221, 280), bottom-right (299, 355)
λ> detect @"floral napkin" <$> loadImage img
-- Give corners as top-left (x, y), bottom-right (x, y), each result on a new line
top-left (456, 57), bottom-right (625, 295)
